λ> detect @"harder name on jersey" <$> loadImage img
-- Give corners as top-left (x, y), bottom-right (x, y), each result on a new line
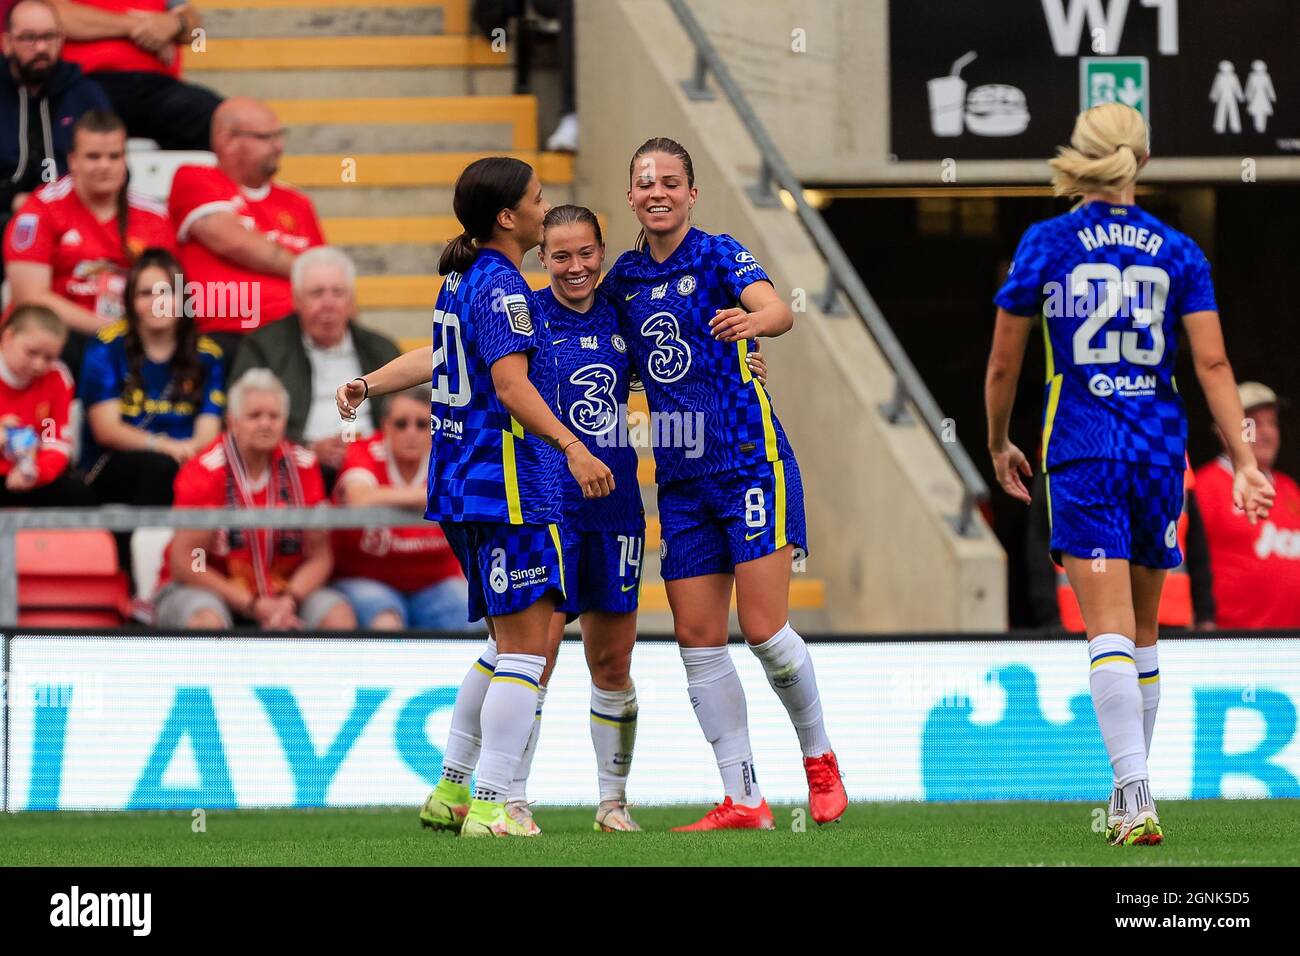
top-left (1076, 222), bottom-right (1164, 256)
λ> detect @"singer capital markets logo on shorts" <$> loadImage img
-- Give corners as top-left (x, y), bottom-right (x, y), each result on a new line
top-left (1088, 372), bottom-right (1156, 398)
top-left (488, 548), bottom-right (548, 594)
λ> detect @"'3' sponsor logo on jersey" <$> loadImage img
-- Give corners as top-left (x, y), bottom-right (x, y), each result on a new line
top-left (567, 363), bottom-right (619, 435)
top-left (640, 311), bottom-right (692, 384)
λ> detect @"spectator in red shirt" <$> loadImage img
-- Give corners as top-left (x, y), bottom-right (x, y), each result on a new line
top-left (168, 96), bottom-right (324, 358)
top-left (331, 385), bottom-right (477, 630)
top-left (4, 108), bottom-right (175, 373)
top-left (50, 0), bottom-right (220, 149)
top-left (0, 303), bottom-right (90, 506)
top-left (152, 367), bottom-right (356, 631)
top-left (1196, 381), bottom-right (1300, 629)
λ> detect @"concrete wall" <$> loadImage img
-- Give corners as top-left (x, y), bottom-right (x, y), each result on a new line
top-left (681, 0), bottom-right (1300, 185)
top-left (575, 0), bottom-right (1006, 630)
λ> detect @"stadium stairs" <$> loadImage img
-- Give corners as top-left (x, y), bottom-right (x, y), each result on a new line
top-left (185, 0), bottom-right (823, 632)
top-left (573, 0), bottom-right (1007, 631)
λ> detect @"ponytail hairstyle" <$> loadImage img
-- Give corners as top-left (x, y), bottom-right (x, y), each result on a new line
top-left (71, 110), bottom-right (132, 255)
top-left (438, 156), bottom-right (536, 275)
top-left (628, 137), bottom-right (695, 252)
top-left (123, 247), bottom-right (204, 400)
top-left (1049, 102), bottom-right (1149, 200)
top-left (541, 203), bottom-right (604, 249)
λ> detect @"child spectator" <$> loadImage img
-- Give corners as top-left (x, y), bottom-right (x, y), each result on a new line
top-left (0, 302), bottom-right (89, 505)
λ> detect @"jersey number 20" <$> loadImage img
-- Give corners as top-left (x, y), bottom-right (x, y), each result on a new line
top-left (1070, 264), bottom-right (1169, 367)
top-left (431, 309), bottom-right (471, 406)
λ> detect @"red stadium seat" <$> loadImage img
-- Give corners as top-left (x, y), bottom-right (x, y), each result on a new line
top-left (17, 530), bottom-right (131, 626)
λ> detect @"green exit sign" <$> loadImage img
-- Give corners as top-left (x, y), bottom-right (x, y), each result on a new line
top-left (1080, 56), bottom-right (1150, 121)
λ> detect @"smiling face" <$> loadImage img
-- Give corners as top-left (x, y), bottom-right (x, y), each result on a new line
top-left (501, 171), bottom-right (549, 252)
top-left (628, 151), bottom-right (697, 240)
top-left (539, 220), bottom-right (605, 307)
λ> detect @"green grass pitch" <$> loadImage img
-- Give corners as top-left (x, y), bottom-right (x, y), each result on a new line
top-left (3, 799), bottom-right (1297, 866)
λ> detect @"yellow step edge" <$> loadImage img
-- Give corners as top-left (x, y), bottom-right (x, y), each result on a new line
top-left (356, 272), bottom-right (549, 308)
top-left (324, 210), bottom-right (606, 245)
top-left (639, 579), bottom-right (825, 612)
top-left (637, 456), bottom-right (655, 485)
top-left (325, 215), bottom-right (462, 246)
top-left (208, 0), bottom-right (469, 34)
top-left (187, 35), bottom-right (501, 71)
top-left (280, 151), bottom-right (572, 187)
top-left (266, 96), bottom-right (536, 151)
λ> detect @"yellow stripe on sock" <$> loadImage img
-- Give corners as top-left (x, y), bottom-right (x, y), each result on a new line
top-left (491, 676), bottom-right (539, 690)
top-left (1090, 654), bottom-right (1135, 670)
top-left (1138, 674), bottom-right (1161, 685)
top-left (473, 661), bottom-right (494, 678)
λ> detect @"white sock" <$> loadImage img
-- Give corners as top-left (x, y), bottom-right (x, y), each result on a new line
top-left (748, 622), bottom-right (832, 758)
top-left (1088, 634), bottom-right (1151, 801)
top-left (681, 645), bottom-right (762, 807)
top-left (1109, 646), bottom-right (1160, 815)
top-left (507, 685), bottom-right (547, 802)
top-left (1135, 644), bottom-right (1160, 755)
top-left (474, 653), bottom-right (545, 802)
top-left (590, 682), bottom-right (638, 803)
top-left (441, 638), bottom-right (496, 784)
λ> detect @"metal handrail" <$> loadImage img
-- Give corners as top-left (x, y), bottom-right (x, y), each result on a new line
top-left (0, 505), bottom-right (429, 626)
top-left (666, 0), bottom-right (990, 536)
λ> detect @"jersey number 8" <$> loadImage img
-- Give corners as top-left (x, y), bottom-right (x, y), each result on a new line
top-left (1070, 264), bottom-right (1169, 367)
top-left (431, 309), bottom-right (472, 407)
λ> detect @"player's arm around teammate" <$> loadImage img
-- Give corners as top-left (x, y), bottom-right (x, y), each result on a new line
top-left (604, 138), bottom-right (846, 830)
top-left (339, 158), bottom-right (610, 838)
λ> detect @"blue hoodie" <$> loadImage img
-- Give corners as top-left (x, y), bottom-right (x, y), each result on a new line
top-left (2, 58), bottom-right (111, 205)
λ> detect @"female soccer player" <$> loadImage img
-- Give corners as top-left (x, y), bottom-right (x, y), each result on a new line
top-left (416, 203), bottom-right (771, 835)
top-left (602, 138), bottom-right (847, 831)
top-left (337, 157), bottom-right (612, 838)
top-left (986, 103), bottom-right (1275, 846)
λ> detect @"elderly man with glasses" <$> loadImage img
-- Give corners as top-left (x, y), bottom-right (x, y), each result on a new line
top-left (168, 96), bottom-right (325, 359)
top-left (228, 245), bottom-right (400, 492)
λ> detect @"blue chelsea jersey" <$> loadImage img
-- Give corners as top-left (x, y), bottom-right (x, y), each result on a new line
top-left (602, 228), bottom-right (794, 484)
top-left (425, 249), bottom-right (562, 524)
top-left (995, 202), bottom-right (1217, 471)
top-left (534, 286), bottom-right (644, 531)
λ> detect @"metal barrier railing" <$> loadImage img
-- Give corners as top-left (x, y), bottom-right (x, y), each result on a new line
top-left (0, 506), bottom-right (429, 626)
top-left (665, 0), bottom-right (990, 536)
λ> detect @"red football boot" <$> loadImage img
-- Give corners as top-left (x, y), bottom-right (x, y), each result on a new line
top-left (804, 751), bottom-right (848, 824)
top-left (671, 797), bottom-right (776, 832)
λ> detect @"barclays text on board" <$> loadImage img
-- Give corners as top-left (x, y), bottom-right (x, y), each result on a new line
top-left (3, 637), bottom-right (1299, 811)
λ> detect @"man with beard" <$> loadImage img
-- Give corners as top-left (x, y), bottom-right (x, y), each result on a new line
top-left (1, 0), bottom-right (110, 255)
